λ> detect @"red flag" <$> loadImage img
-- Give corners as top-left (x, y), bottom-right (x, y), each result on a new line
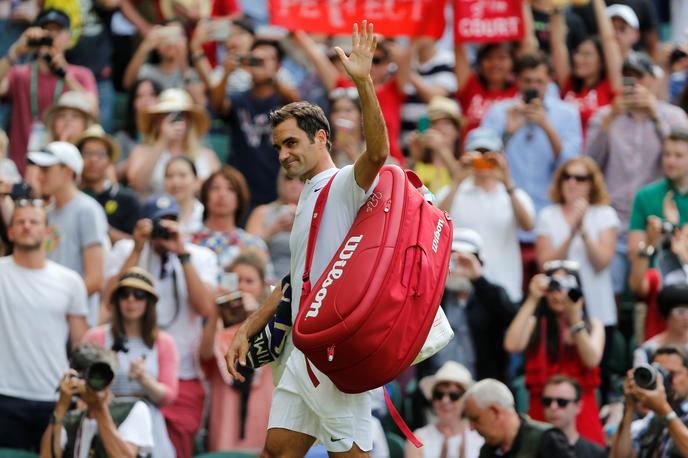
top-left (454, 0), bottom-right (524, 43)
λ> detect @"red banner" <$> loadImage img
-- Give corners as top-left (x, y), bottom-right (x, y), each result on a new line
top-left (268, 0), bottom-right (446, 38)
top-left (454, 0), bottom-right (524, 43)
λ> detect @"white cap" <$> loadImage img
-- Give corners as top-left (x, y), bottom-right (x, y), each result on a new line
top-left (452, 227), bottom-right (484, 255)
top-left (606, 4), bottom-right (639, 29)
top-left (28, 141), bottom-right (84, 176)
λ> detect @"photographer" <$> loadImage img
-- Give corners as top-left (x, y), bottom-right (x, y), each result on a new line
top-left (611, 346), bottom-right (688, 458)
top-left (0, 8), bottom-right (97, 176)
top-left (105, 194), bottom-right (217, 458)
top-left (504, 261), bottom-right (606, 445)
top-left (39, 342), bottom-right (153, 458)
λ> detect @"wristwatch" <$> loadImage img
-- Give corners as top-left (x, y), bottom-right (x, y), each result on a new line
top-left (637, 241), bottom-right (656, 259)
top-left (178, 253), bottom-right (191, 265)
top-left (570, 321), bottom-right (586, 335)
top-left (663, 410), bottom-right (678, 425)
top-left (49, 413), bottom-right (63, 425)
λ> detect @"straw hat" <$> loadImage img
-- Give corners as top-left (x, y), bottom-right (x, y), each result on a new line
top-left (419, 361), bottom-right (474, 400)
top-left (111, 267), bottom-right (159, 302)
top-left (137, 88), bottom-right (210, 138)
top-left (427, 96), bottom-right (462, 125)
top-left (43, 91), bottom-right (99, 129)
top-left (76, 124), bottom-right (122, 162)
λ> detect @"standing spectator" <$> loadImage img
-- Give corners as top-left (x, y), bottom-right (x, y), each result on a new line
top-left (0, 8), bottom-right (97, 175)
top-left (192, 167), bottom-right (270, 272)
top-left (607, 2), bottom-right (658, 60)
top-left (530, 0), bottom-right (588, 54)
top-left (417, 228), bottom-right (517, 384)
top-left (27, 141), bottom-right (108, 325)
top-left (407, 362), bottom-right (484, 458)
top-left (164, 156), bottom-right (203, 237)
top-left (84, 267), bottom-right (178, 458)
top-left (504, 264), bottom-right (606, 445)
top-left (438, 127), bottom-right (535, 303)
top-left (78, 124), bottom-right (141, 243)
top-left (211, 38), bottom-right (300, 208)
top-left (551, 0), bottom-right (623, 136)
top-left (587, 56), bottom-right (688, 297)
top-left (246, 169), bottom-right (302, 281)
top-left (536, 158), bottom-right (619, 367)
top-left (327, 87), bottom-right (366, 168)
top-left (200, 250), bottom-right (273, 452)
top-left (127, 88), bottom-right (219, 199)
top-left (0, 200), bottom-right (88, 451)
top-left (606, 4), bottom-right (642, 60)
top-left (105, 194), bottom-right (218, 458)
top-left (0, 128), bottom-right (19, 183)
top-left (542, 376), bottom-right (607, 457)
top-left (43, 90), bottom-right (98, 145)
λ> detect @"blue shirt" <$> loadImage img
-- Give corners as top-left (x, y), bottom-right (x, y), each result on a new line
top-left (481, 95), bottom-right (582, 241)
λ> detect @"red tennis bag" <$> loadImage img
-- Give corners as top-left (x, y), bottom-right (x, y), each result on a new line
top-left (293, 165), bottom-right (453, 394)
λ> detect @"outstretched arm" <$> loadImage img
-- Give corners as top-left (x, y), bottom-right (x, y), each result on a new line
top-left (335, 21), bottom-right (389, 191)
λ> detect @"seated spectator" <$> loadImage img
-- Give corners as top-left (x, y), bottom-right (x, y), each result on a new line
top-left (105, 194), bottom-right (218, 458)
top-left (113, 78), bottom-right (162, 179)
top-left (408, 96), bottom-right (462, 194)
top-left (39, 343), bottom-right (154, 458)
top-left (463, 379), bottom-right (575, 457)
top-left (634, 284), bottom-right (688, 367)
top-left (417, 228), bottom-right (516, 384)
top-left (43, 90), bottom-right (98, 145)
top-left (606, 4), bottom-right (641, 60)
top-left (27, 141), bottom-right (108, 325)
top-left (587, 53), bottom-right (688, 297)
top-left (504, 263), bottom-right (606, 445)
top-left (536, 157), bottom-right (619, 341)
top-left (192, 167), bottom-right (270, 272)
top-left (164, 156), bottom-right (203, 237)
top-left (328, 87), bottom-right (365, 168)
top-left (200, 250), bottom-right (273, 452)
top-left (0, 128), bottom-right (19, 183)
top-left (0, 200), bottom-right (88, 451)
top-left (246, 169), bottom-right (302, 280)
top-left (611, 346), bottom-right (688, 457)
top-left (407, 361), bottom-right (483, 458)
top-left (550, 0), bottom-right (622, 136)
top-left (122, 21), bottom-right (201, 97)
top-left (542, 375), bottom-right (607, 457)
top-left (127, 88), bottom-right (219, 199)
top-left (438, 127), bottom-right (535, 303)
top-left (78, 124), bottom-right (141, 244)
top-left (0, 8), bottom-right (97, 176)
top-left (84, 267), bottom-right (178, 458)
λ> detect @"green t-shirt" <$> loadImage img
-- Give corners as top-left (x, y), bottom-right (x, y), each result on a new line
top-left (629, 178), bottom-right (688, 231)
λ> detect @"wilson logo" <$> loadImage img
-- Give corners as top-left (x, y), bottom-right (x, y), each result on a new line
top-left (365, 191), bottom-right (383, 213)
top-left (306, 235), bottom-right (364, 319)
top-left (432, 219), bottom-right (444, 253)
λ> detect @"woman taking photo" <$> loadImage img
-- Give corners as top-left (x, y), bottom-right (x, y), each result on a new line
top-left (83, 267), bottom-right (178, 458)
top-left (406, 361), bottom-right (483, 458)
top-left (127, 88), bottom-right (219, 199)
top-left (164, 156), bottom-right (203, 237)
top-left (504, 263), bottom-right (605, 445)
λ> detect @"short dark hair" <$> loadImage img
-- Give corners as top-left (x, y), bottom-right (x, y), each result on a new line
top-left (544, 374), bottom-right (581, 401)
top-left (269, 101), bottom-right (332, 152)
top-left (653, 346), bottom-right (688, 369)
top-left (200, 166), bottom-right (250, 223)
top-left (251, 38), bottom-right (284, 62)
top-left (514, 51), bottom-right (552, 76)
top-left (668, 128), bottom-right (688, 144)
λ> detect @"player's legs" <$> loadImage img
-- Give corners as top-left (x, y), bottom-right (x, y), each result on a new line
top-left (262, 427), bottom-right (317, 458)
top-left (328, 441), bottom-right (370, 458)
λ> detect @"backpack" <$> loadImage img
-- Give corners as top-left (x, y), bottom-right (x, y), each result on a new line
top-left (293, 165), bottom-right (453, 394)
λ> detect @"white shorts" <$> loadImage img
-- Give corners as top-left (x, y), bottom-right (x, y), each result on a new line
top-left (267, 346), bottom-right (374, 453)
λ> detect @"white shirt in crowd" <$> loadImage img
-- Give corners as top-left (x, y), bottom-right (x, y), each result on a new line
top-left (0, 257), bottom-right (88, 401)
top-left (413, 423), bottom-right (484, 458)
top-left (438, 177), bottom-right (535, 303)
top-left (536, 204), bottom-right (620, 326)
top-left (106, 241), bottom-right (218, 379)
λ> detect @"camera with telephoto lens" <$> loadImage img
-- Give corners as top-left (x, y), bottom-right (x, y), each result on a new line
top-left (633, 363), bottom-right (673, 399)
top-left (69, 344), bottom-right (116, 392)
top-left (151, 219), bottom-right (171, 240)
top-left (27, 36), bottom-right (53, 48)
top-left (546, 274), bottom-right (583, 302)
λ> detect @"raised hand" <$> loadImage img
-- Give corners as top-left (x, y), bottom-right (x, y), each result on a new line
top-left (334, 20), bottom-right (377, 83)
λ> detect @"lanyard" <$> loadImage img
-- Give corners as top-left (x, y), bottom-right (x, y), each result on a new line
top-left (31, 61), bottom-right (64, 120)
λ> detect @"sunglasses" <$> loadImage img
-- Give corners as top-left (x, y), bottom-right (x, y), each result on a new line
top-left (15, 198), bottom-right (45, 208)
top-left (117, 288), bottom-right (148, 301)
top-left (372, 56), bottom-right (386, 65)
top-left (432, 390), bottom-right (463, 402)
top-left (542, 396), bottom-right (577, 408)
top-left (561, 172), bottom-right (591, 183)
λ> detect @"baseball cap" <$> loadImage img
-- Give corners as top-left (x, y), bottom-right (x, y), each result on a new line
top-left (606, 4), bottom-right (639, 29)
top-left (465, 127), bottom-right (503, 152)
top-left (451, 227), bottom-right (483, 255)
top-left (34, 9), bottom-right (70, 29)
top-left (623, 52), bottom-right (655, 76)
top-left (28, 141), bottom-right (83, 176)
top-left (142, 194), bottom-right (180, 221)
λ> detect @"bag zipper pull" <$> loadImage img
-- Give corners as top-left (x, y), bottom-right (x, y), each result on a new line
top-left (384, 200), bottom-right (391, 213)
top-left (327, 345), bottom-right (335, 362)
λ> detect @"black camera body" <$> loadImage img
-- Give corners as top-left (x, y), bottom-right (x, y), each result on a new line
top-left (5, 181), bottom-right (32, 200)
top-left (28, 36), bottom-right (53, 48)
top-left (76, 361), bottom-right (115, 392)
top-left (239, 55), bottom-right (263, 67)
top-left (546, 275), bottom-right (583, 302)
top-left (634, 363), bottom-right (673, 399)
top-left (151, 219), bottom-right (171, 240)
top-left (523, 88), bottom-right (539, 104)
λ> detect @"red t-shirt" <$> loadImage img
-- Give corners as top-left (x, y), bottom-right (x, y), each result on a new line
top-left (458, 72), bottom-right (518, 135)
top-left (6, 63), bottom-right (97, 176)
top-left (335, 75), bottom-right (404, 164)
top-left (561, 77), bottom-right (615, 137)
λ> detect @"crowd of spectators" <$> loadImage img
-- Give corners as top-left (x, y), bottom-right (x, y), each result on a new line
top-left (4, 0), bottom-right (688, 456)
